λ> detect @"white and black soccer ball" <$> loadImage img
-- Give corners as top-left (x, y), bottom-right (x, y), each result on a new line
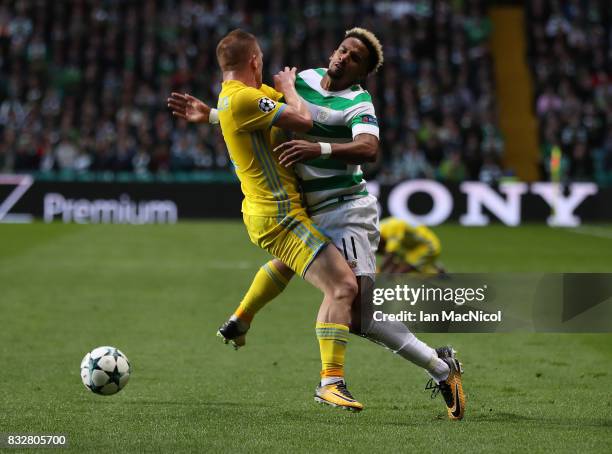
top-left (80, 346), bottom-right (131, 395)
top-left (258, 97), bottom-right (276, 113)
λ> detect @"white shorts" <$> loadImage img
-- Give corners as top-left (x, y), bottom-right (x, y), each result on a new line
top-left (311, 194), bottom-right (380, 277)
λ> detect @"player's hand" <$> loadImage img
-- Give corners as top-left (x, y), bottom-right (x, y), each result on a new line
top-left (167, 92), bottom-right (210, 123)
top-left (275, 140), bottom-right (322, 167)
top-left (273, 67), bottom-right (297, 94)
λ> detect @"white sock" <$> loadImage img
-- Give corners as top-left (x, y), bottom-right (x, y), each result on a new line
top-left (321, 376), bottom-right (344, 386)
top-left (426, 356), bottom-right (450, 383)
top-left (363, 319), bottom-right (450, 380)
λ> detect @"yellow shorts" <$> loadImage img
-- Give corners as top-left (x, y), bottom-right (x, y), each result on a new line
top-left (243, 208), bottom-right (330, 277)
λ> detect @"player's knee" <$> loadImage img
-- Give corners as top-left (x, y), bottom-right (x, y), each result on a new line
top-left (270, 259), bottom-right (295, 280)
top-left (331, 275), bottom-right (358, 304)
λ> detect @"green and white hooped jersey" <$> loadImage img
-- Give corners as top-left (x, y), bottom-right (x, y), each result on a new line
top-left (294, 68), bottom-right (379, 213)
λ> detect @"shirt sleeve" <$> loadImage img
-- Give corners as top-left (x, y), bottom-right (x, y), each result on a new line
top-left (344, 97), bottom-right (380, 139)
top-left (231, 86), bottom-right (287, 132)
top-left (259, 84), bottom-right (284, 102)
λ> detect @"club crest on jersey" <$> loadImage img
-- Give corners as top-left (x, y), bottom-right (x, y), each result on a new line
top-left (258, 97), bottom-right (276, 113)
top-left (316, 108), bottom-right (331, 122)
top-left (360, 114), bottom-right (378, 125)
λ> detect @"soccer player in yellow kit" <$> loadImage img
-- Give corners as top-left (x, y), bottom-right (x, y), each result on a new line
top-left (192, 29), bottom-right (363, 410)
top-left (378, 217), bottom-right (446, 275)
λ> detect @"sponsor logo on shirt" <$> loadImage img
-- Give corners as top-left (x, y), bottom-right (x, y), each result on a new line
top-left (316, 108), bottom-right (331, 122)
top-left (360, 114), bottom-right (378, 125)
top-left (258, 97), bottom-right (276, 113)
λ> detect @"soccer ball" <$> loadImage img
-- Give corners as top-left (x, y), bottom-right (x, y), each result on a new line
top-left (80, 346), bottom-right (131, 395)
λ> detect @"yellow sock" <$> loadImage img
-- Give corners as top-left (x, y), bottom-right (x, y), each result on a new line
top-left (315, 322), bottom-right (350, 378)
top-left (234, 261), bottom-right (289, 323)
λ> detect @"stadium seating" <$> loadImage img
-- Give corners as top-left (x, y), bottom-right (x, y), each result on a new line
top-left (2, 0), bottom-right (505, 183)
top-left (526, 0), bottom-right (612, 184)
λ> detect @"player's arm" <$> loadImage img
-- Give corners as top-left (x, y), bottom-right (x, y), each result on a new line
top-left (276, 133), bottom-right (378, 167)
top-left (271, 67), bottom-right (312, 133)
top-left (167, 93), bottom-right (215, 124)
top-left (275, 104), bottom-right (380, 167)
top-left (230, 68), bottom-right (311, 133)
top-left (167, 76), bottom-right (309, 132)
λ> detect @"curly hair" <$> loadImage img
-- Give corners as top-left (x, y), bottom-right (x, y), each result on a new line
top-left (345, 27), bottom-right (384, 73)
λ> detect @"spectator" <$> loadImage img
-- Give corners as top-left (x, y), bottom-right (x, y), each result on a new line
top-left (527, 0), bottom-right (610, 183)
top-left (54, 134), bottom-right (78, 170)
top-left (0, 0), bottom-right (502, 183)
top-left (392, 135), bottom-right (434, 180)
top-left (479, 155), bottom-right (502, 184)
top-left (438, 149), bottom-right (467, 183)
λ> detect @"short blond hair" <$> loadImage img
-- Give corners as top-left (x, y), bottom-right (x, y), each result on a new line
top-left (216, 29), bottom-right (259, 71)
top-left (345, 27), bottom-right (384, 73)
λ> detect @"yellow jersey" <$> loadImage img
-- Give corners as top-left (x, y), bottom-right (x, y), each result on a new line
top-left (217, 80), bottom-right (303, 219)
top-left (379, 217), bottom-right (440, 256)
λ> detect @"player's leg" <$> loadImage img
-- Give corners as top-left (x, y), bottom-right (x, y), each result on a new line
top-left (218, 259), bottom-right (295, 349)
top-left (312, 196), bottom-right (444, 374)
top-left (305, 245), bottom-right (356, 324)
top-left (234, 259), bottom-right (295, 322)
top-left (354, 275), bottom-right (465, 419)
top-left (303, 244), bottom-right (362, 411)
top-left (240, 210), bottom-right (362, 410)
top-left (353, 276), bottom-right (449, 380)
top-left (314, 195), bottom-right (464, 417)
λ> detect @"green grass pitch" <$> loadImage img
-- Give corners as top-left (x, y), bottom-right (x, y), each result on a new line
top-left (1, 222), bottom-right (611, 452)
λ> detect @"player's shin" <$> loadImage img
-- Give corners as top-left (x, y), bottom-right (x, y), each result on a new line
top-left (233, 259), bottom-right (293, 323)
top-left (355, 276), bottom-right (449, 382)
top-left (315, 322), bottom-right (349, 385)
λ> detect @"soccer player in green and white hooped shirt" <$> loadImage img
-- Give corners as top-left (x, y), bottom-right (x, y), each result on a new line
top-left (168, 28), bottom-right (465, 419)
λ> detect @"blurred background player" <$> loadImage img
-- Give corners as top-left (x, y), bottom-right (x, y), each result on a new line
top-left (378, 217), bottom-right (446, 275)
top-left (170, 28), bottom-right (465, 419)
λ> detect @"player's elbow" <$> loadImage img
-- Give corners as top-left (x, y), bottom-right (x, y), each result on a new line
top-left (277, 112), bottom-right (312, 133)
top-left (293, 115), bottom-right (313, 133)
top-left (362, 143), bottom-right (379, 162)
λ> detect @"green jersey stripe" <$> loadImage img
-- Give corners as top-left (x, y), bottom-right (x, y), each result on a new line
top-left (296, 76), bottom-right (372, 111)
top-left (309, 190), bottom-right (369, 214)
top-left (301, 173), bottom-right (364, 193)
top-left (310, 121), bottom-right (353, 139)
top-left (302, 158), bottom-right (348, 171)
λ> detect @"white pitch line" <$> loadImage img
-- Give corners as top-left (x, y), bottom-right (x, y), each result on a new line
top-left (569, 226), bottom-right (612, 240)
top-left (202, 261), bottom-right (255, 270)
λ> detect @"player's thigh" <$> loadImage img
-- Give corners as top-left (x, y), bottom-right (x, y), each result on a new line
top-left (243, 211), bottom-right (329, 278)
top-left (303, 243), bottom-right (357, 296)
top-left (269, 258), bottom-right (295, 280)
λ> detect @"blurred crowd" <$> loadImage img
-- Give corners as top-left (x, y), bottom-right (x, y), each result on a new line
top-left (527, 0), bottom-right (612, 184)
top-left (0, 0), bottom-right (502, 183)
